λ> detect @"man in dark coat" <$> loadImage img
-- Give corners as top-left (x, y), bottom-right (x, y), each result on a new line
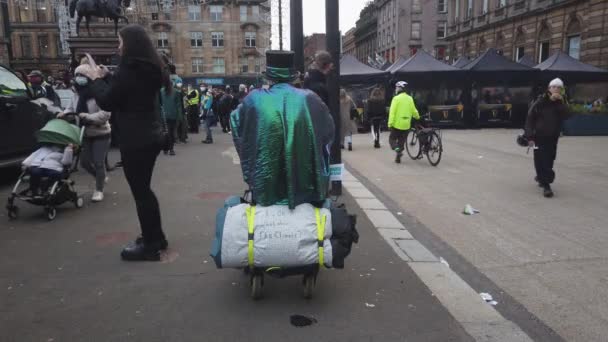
top-left (525, 78), bottom-right (571, 198)
top-left (218, 88), bottom-right (233, 133)
top-left (303, 50), bottom-right (333, 106)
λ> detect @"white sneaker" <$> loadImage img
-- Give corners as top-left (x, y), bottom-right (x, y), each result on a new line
top-left (92, 191), bottom-right (104, 202)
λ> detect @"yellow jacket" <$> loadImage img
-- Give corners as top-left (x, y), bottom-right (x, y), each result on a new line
top-left (388, 92), bottom-right (420, 130)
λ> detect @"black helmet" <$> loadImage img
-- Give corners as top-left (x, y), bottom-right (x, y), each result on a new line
top-left (516, 133), bottom-right (529, 147)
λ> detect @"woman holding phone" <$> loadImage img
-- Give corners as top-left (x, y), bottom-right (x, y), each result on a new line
top-left (81, 24), bottom-right (171, 261)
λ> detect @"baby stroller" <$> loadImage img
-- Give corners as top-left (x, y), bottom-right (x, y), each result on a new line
top-left (6, 115), bottom-right (85, 221)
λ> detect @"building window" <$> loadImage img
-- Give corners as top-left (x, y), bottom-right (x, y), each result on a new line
top-left (192, 58), bottom-right (203, 73)
top-left (497, 0), bottom-right (506, 8)
top-left (393, 24), bottom-right (397, 42)
top-left (212, 32), bottom-right (224, 48)
top-left (188, 5), bottom-right (200, 21)
top-left (245, 32), bottom-right (257, 47)
top-left (210, 5), bottom-right (223, 22)
top-left (240, 57), bottom-right (249, 73)
top-left (35, 0), bottom-right (48, 22)
top-left (38, 35), bottom-right (50, 58)
top-left (482, 0), bottom-right (488, 13)
top-left (21, 36), bottom-right (33, 58)
top-left (213, 57), bottom-right (225, 74)
top-left (436, 46), bottom-right (446, 60)
top-left (567, 35), bottom-right (580, 59)
top-left (410, 46), bottom-right (418, 55)
top-left (252, 5), bottom-right (260, 20)
top-left (151, 13), bottom-right (159, 20)
top-left (566, 18), bottom-right (581, 59)
top-left (437, 22), bottom-right (447, 39)
top-left (438, 0), bottom-right (447, 12)
top-left (411, 22), bottom-right (421, 40)
top-left (157, 32), bottom-right (168, 48)
top-left (412, 0), bottom-right (422, 13)
top-left (190, 32), bottom-right (203, 48)
top-left (17, 0), bottom-right (29, 23)
top-left (255, 58), bottom-right (262, 73)
top-left (56, 35), bottom-right (65, 56)
top-left (466, 0), bottom-right (473, 19)
top-left (538, 41), bottom-right (550, 63)
top-left (455, 0), bottom-right (460, 20)
top-left (240, 5), bottom-right (248, 21)
top-left (515, 46), bottom-right (525, 61)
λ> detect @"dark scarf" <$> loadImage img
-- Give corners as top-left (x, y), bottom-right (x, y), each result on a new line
top-left (75, 84), bottom-right (94, 114)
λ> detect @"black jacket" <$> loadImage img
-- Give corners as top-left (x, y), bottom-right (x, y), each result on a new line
top-left (91, 58), bottom-right (163, 151)
top-left (365, 99), bottom-right (386, 120)
top-left (303, 69), bottom-right (329, 106)
top-left (219, 94), bottom-right (233, 115)
top-left (525, 93), bottom-right (571, 138)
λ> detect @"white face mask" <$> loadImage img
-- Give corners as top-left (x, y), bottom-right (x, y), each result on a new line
top-left (176, 83), bottom-right (183, 88)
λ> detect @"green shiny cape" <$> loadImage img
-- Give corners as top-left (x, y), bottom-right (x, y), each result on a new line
top-left (231, 83), bottom-right (335, 209)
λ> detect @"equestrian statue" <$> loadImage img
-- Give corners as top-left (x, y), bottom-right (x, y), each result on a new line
top-left (69, 0), bottom-right (131, 36)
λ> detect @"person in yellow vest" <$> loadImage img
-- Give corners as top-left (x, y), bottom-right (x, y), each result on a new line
top-left (186, 85), bottom-right (200, 134)
top-left (388, 81), bottom-right (420, 164)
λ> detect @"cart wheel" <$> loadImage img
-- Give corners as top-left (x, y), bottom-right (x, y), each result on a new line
top-left (250, 274), bottom-right (263, 300)
top-left (303, 275), bottom-right (315, 299)
top-left (7, 206), bottom-right (19, 220)
top-left (46, 207), bottom-right (57, 221)
top-left (75, 197), bottom-right (84, 209)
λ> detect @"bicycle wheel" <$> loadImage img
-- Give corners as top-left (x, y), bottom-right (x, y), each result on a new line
top-left (405, 130), bottom-right (422, 160)
top-left (426, 131), bottom-right (443, 166)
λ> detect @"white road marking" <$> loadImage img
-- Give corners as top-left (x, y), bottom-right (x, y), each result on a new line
top-left (222, 147), bottom-right (240, 165)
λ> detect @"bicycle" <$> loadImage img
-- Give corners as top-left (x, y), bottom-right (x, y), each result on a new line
top-left (405, 115), bottom-right (443, 167)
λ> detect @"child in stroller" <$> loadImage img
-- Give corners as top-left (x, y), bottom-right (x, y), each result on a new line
top-left (6, 116), bottom-right (85, 221)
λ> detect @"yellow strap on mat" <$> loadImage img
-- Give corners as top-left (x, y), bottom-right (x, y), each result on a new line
top-left (246, 205), bottom-right (256, 268)
top-left (315, 208), bottom-right (327, 268)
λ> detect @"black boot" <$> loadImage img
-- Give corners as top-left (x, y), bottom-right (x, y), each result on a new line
top-left (374, 140), bottom-right (381, 149)
top-left (202, 138), bottom-right (213, 144)
top-left (135, 236), bottom-right (169, 250)
top-left (543, 185), bottom-right (554, 198)
top-left (120, 242), bottom-right (162, 262)
top-left (348, 142), bottom-right (353, 151)
top-left (395, 151), bottom-right (402, 164)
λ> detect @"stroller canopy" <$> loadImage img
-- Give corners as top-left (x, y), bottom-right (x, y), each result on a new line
top-left (36, 119), bottom-right (81, 147)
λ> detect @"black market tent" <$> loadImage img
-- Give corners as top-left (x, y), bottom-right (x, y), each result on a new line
top-left (385, 56), bottom-right (409, 73)
top-left (534, 50), bottom-right (608, 83)
top-left (391, 49), bottom-right (464, 84)
top-left (452, 56), bottom-right (471, 68)
top-left (339, 54), bottom-right (389, 84)
top-left (462, 48), bottom-right (537, 84)
top-left (517, 55), bottom-right (536, 67)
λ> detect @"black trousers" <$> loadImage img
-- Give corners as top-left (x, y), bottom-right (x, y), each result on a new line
top-left (389, 128), bottom-right (408, 153)
top-left (219, 112), bottom-right (230, 132)
top-left (166, 119), bottom-right (177, 151)
top-left (187, 105), bottom-right (199, 133)
top-left (371, 118), bottom-right (382, 143)
top-left (534, 136), bottom-right (559, 186)
top-left (121, 144), bottom-right (166, 245)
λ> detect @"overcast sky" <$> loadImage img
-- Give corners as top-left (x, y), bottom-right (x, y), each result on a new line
top-left (303, 0), bottom-right (371, 35)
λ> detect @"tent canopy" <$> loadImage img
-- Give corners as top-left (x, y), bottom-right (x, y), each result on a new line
top-left (452, 56), bottom-right (471, 68)
top-left (391, 49), bottom-right (461, 74)
top-left (339, 54), bottom-right (389, 84)
top-left (462, 48), bottom-right (536, 84)
top-left (36, 119), bottom-right (81, 146)
top-left (380, 61), bottom-right (392, 71)
top-left (385, 56), bottom-right (409, 73)
top-left (517, 55), bottom-right (536, 67)
top-left (534, 51), bottom-right (608, 82)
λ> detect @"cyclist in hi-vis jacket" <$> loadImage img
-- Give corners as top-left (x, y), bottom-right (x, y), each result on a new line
top-left (388, 81), bottom-right (420, 164)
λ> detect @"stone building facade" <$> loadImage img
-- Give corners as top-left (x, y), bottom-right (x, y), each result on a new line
top-left (354, 2), bottom-right (377, 64)
top-left (375, 0), bottom-right (450, 63)
top-left (6, 0), bottom-right (271, 85)
top-left (445, 0), bottom-right (608, 68)
top-left (342, 27), bottom-right (356, 56)
top-left (304, 33), bottom-right (326, 67)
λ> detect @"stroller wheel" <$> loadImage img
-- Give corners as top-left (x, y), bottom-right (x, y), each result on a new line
top-left (46, 207), bottom-right (57, 221)
top-left (7, 206), bottom-right (19, 220)
top-left (75, 197), bottom-right (84, 209)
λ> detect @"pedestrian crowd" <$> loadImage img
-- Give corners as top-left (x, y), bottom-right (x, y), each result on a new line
top-left (17, 23), bottom-right (572, 263)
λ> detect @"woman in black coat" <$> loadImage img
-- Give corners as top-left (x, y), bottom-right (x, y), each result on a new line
top-left (83, 24), bottom-right (172, 261)
top-left (365, 88), bottom-right (387, 149)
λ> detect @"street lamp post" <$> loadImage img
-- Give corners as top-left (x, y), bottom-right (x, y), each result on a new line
top-left (325, 0), bottom-right (342, 196)
top-left (290, 0), bottom-right (304, 73)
